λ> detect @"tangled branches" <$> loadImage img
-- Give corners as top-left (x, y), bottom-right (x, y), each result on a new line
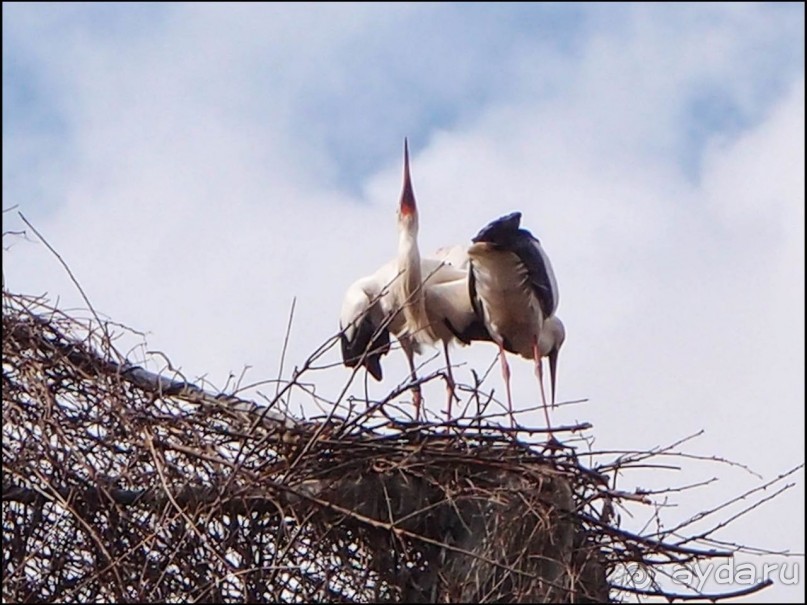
top-left (2, 289), bottom-right (796, 603)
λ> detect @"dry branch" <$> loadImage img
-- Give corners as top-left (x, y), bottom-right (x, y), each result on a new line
top-left (2, 287), bottom-right (793, 603)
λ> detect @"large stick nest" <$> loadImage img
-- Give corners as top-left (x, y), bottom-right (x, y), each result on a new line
top-left (1, 289), bottom-right (785, 603)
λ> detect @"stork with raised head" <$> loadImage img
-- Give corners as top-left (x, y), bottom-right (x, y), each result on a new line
top-left (393, 139), bottom-right (437, 405)
top-left (340, 141), bottom-right (490, 421)
top-left (467, 211), bottom-right (565, 433)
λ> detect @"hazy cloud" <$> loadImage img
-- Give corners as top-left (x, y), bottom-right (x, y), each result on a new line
top-left (3, 4), bottom-right (804, 600)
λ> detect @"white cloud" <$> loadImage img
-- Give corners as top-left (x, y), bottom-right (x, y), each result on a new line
top-left (3, 4), bottom-right (804, 601)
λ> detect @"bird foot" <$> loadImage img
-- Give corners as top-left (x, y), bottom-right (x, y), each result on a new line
top-left (443, 390), bottom-right (460, 422)
top-left (412, 387), bottom-right (423, 422)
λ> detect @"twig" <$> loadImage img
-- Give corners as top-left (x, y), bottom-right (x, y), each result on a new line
top-left (613, 578), bottom-right (773, 601)
top-left (275, 297), bottom-right (297, 399)
top-left (18, 212), bottom-right (113, 361)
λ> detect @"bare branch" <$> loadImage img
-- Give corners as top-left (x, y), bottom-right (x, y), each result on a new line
top-left (2, 287), bottom-right (793, 603)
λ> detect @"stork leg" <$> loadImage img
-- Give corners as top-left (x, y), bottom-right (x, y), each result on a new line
top-left (533, 337), bottom-right (559, 446)
top-left (443, 341), bottom-right (459, 422)
top-left (401, 336), bottom-right (422, 421)
top-left (497, 341), bottom-right (515, 429)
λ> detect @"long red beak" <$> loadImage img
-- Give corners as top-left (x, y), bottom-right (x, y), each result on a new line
top-left (400, 138), bottom-right (416, 217)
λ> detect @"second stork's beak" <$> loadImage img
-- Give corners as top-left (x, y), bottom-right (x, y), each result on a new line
top-left (548, 346), bottom-right (559, 409)
top-left (400, 138), bottom-right (417, 218)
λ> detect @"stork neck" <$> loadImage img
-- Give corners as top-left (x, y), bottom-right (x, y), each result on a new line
top-left (398, 230), bottom-right (422, 291)
top-left (395, 215), bottom-right (438, 343)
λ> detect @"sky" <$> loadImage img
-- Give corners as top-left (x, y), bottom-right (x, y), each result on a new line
top-left (3, 3), bottom-right (804, 602)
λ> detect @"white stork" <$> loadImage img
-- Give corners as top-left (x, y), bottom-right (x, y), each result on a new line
top-left (340, 140), bottom-right (489, 420)
top-left (467, 211), bottom-right (565, 433)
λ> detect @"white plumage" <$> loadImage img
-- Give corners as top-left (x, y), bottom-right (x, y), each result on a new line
top-left (339, 141), bottom-right (488, 419)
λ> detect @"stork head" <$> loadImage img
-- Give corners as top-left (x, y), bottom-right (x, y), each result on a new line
top-left (397, 138), bottom-right (419, 234)
top-left (472, 211), bottom-right (522, 246)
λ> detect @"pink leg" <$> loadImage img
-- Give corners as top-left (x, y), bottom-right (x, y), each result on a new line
top-left (402, 337), bottom-right (422, 421)
top-left (498, 341), bottom-right (515, 429)
top-left (443, 342), bottom-right (457, 422)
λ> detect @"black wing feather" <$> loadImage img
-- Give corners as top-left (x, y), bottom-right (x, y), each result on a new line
top-left (340, 315), bottom-right (391, 381)
top-left (472, 211), bottom-right (557, 318)
top-left (512, 234), bottom-right (557, 318)
top-left (443, 316), bottom-right (493, 345)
